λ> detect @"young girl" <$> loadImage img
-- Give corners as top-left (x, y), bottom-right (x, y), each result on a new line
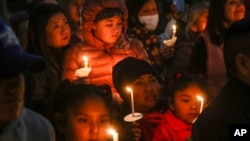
top-left (152, 72), bottom-right (207, 141)
top-left (53, 80), bottom-right (113, 141)
top-left (62, 0), bottom-right (149, 103)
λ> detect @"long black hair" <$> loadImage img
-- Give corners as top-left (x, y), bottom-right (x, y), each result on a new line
top-left (27, 3), bottom-right (69, 70)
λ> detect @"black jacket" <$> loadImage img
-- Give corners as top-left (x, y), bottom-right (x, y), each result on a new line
top-left (191, 75), bottom-right (250, 141)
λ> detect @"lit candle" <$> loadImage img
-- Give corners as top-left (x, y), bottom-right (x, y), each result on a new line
top-left (108, 128), bottom-right (118, 141)
top-left (172, 24), bottom-right (176, 39)
top-left (196, 95), bottom-right (204, 114)
top-left (83, 56), bottom-right (88, 68)
top-left (126, 87), bottom-right (135, 117)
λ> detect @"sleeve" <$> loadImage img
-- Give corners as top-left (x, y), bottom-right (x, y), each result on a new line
top-left (191, 111), bottom-right (229, 141)
top-left (130, 38), bottom-right (151, 63)
top-left (62, 47), bottom-right (79, 81)
top-left (188, 36), bottom-right (207, 76)
top-left (152, 125), bottom-right (171, 141)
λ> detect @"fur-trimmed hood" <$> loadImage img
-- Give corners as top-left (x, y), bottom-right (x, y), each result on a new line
top-left (81, 0), bottom-right (128, 50)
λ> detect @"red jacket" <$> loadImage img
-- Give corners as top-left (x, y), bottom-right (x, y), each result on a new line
top-left (152, 110), bottom-right (192, 141)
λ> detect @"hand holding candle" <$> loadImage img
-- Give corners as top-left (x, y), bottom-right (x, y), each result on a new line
top-left (75, 56), bottom-right (92, 77)
top-left (124, 87), bottom-right (143, 122)
top-left (163, 24), bottom-right (177, 47)
top-left (108, 128), bottom-right (118, 141)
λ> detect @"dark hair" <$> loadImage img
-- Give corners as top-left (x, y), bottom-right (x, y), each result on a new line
top-left (224, 16), bottom-right (250, 74)
top-left (27, 3), bottom-right (69, 69)
top-left (167, 72), bottom-right (207, 99)
top-left (126, 0), bottom-right (169, 34)
top-left (206, 0), bottom-right (228, 45)
top-left (53, 80), bottom-right (113, 114)
top-left (94, 8), bottom-right (123, 23)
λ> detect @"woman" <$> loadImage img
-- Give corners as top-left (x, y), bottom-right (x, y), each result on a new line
top-left (189, 0), bottom-right (245, 102)
top-left (26, 3), bottom-right (71, 118)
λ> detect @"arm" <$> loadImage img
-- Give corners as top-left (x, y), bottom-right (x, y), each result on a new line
top-left (129, 38), bottom-right (151, 63)
top-left (62, 46), bottom-right (80, 81)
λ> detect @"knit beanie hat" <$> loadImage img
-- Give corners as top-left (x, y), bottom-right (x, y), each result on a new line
top-left (112, 57), bottom-right (160, 99)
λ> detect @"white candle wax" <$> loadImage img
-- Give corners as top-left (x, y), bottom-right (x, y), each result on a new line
top-left (108, 128), bottom-right (118, 141)
top-left (83, 56), bottom-right (88, 68)
top-left (127, 87), bottom-right (135, 116)
top-left (172, 25), bottom-right (176, 39)
top-left (196, 95), bottom-right (204, 114)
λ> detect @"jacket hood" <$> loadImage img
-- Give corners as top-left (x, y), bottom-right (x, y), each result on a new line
top-left (82, 0), bottom-right (128, 49)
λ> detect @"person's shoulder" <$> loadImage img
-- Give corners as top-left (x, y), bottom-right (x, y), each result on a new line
top-left (22, 108), bottom-right (53, 126)
top-left (21, 108), bottom-right (54, 132)
top-left (65, 41), bottom-right (95, 56)
top-left (18, 108), bottom-right (55, 141)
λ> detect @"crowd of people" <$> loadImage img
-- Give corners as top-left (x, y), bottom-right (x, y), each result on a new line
top-left (0, 0), bottom-right (250, 141)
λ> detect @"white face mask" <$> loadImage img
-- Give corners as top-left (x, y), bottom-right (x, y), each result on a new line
top-left (138, 14), bottom-right (159, 31)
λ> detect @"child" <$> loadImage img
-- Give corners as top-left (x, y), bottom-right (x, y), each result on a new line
top-left (62, 0), bottom-right (149, 103)
top-left (53, 80), bottom-right (113, 141)
top-left (152, 72), bottom-right (207, 141)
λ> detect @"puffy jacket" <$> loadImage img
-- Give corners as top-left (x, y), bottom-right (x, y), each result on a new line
top-left (62, 0), bottom-right (149, 94)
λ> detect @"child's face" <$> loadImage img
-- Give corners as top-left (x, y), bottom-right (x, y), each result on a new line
top-left (92, 15), bottom-right (123, 45)
top-left (46, 12), bottom-right (71, 49)
top-left (65, 96), bottom-right (111, 141)
top-left (169, 85), bottom-right (206, 124)
top-left (128, 74), bottom-right (161, 114)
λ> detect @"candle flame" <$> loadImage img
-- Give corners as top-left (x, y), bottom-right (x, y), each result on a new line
top-left (108, 128), bottom-right (116, 135)
top-left (196, 95), bottom-right (203, 101)
top-left (172, 25), bottom-right (176, 30)
top-left (126, 87), bottom-right (132, 92)
top-left (83, 56), bottom-right (88, 61)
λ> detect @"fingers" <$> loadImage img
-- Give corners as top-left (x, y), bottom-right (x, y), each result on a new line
top-left (131, 125), bottom-right (141, 141)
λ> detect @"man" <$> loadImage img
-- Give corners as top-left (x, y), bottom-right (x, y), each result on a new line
top-left (0, 18), bottom-right (55, 141)
top-left (191, 17), bottom-right (250, 140)
top-left (112, 57), bottom-right (166, 141)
